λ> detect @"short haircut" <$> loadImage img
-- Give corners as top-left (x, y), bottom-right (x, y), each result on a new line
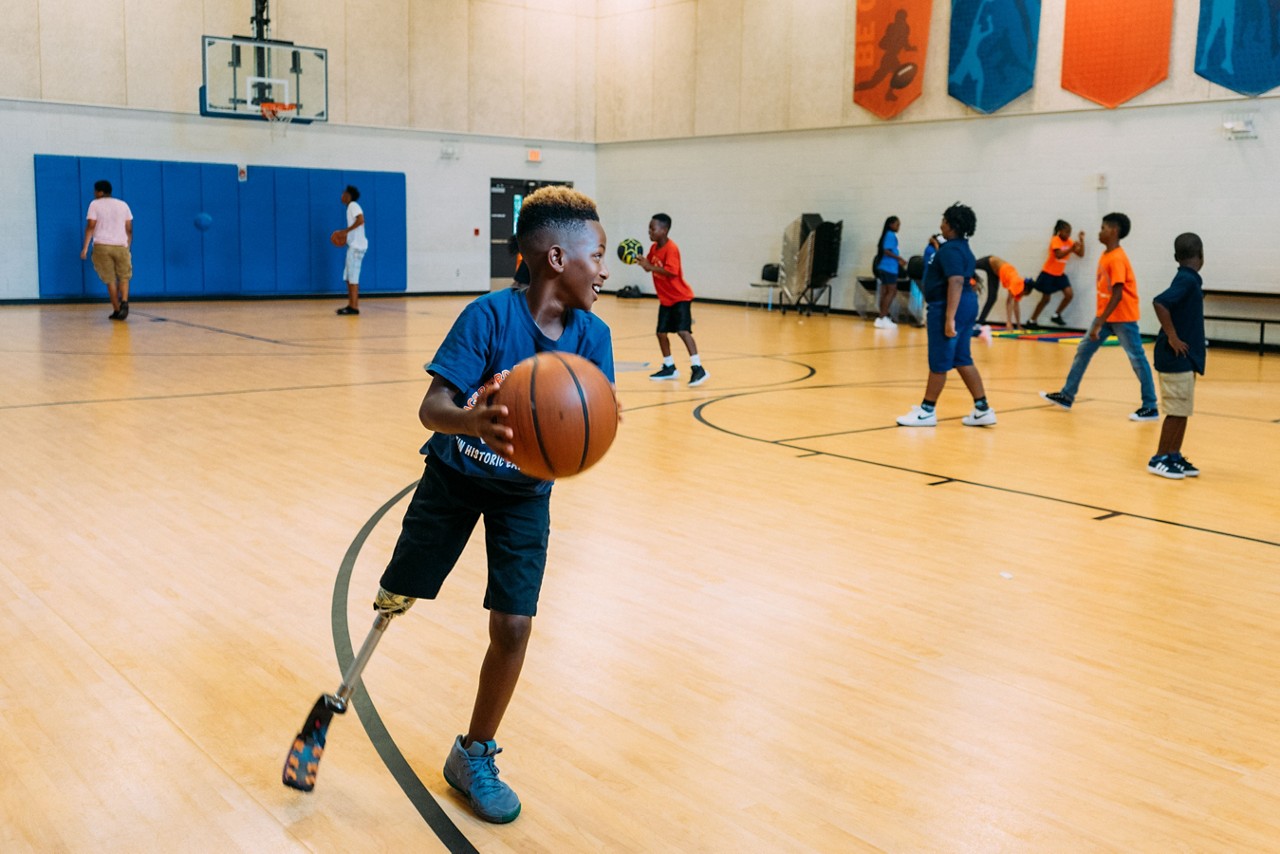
top-left (516, 186), bottom-right (600, 256)
top-left (345, 185), bottom-right (360, 201)
top-left (95, 180), bottom-right (113, 195)
top-left (1103, 212), bottom-right (1131, 240)
top-left (652, 213), bottom-right (672, 229)
top-left (943, 202), bottom-right (977, 238)
top-left (1054, 219), bottom-right (1070, 233)
top-left (1174, 232), bottom-right (1203, 263)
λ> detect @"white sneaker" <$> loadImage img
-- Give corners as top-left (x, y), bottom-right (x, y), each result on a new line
top-left (874, 316), bottom-right (895, 328)
top-left (896, 405), bottom-right (937, 427)
top-left (962, 407), bottom-right (997, 427)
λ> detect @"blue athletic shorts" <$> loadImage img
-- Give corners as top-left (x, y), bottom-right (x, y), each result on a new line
top-left (875, 268), bottom-right (899, 286)
top-left (926, 294), bottom-right (979, 373)
top-left (379, 459), bottom-right (551, 616)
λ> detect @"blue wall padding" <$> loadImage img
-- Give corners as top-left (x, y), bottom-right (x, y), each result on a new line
top-left (34, 155), bottom-right (84, 298)
top-left (34, 155), bottom-right (407, 299)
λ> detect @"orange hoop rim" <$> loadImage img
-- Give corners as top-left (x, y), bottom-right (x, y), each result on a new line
top-left (260, 102), bottom-right (297, 122)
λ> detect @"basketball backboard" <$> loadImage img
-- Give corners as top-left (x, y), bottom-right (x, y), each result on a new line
top-left (200, 35), bottom-right (328, 123)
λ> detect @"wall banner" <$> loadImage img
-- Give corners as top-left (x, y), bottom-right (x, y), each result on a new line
top-left (1195, 0), bottom-right (1280, 96)
top-left (1061, 0), bottom-right (1174, 108)
top-left (947, 0), bottom-right (1041, 114)
top-left (854, 0), bottom-right (934, 119)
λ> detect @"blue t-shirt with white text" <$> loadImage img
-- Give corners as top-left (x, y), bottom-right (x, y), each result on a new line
top-left (423, 287), bottom-right (615, 494)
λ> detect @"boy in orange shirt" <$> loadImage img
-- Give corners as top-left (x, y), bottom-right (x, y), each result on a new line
top-left (1040, 213), bottom-right (1158, 420)
top-left (636, 213), bottom-right (708, 386)
top-left (1028, 220), bottom-right (1085, 327)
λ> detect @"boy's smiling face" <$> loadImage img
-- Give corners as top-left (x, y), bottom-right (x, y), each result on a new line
top-left (561, 220), bottom-right (609, 309)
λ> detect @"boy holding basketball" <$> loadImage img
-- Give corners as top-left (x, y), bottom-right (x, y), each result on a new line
top-left (636, 213), bottom-right (709, 386)
top-left (372, 186), bottom-right (614, 822)
top-left (335, 185), bottom-right (366, 315)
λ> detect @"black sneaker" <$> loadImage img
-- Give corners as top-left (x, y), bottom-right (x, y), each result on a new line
top-left (649, 364), bottom-right (679, 381)
top-left (336, 306), bottom-right (360, 315)
top-left (1173, 454), bottom-right (1199, 477)
top-left (688, 365), bottom-right (708, 387)
top-left (108, 308), bottom-right (122, 320)
top-left (1039, 391), bottom-right (1072, 410)
top-left (1147, 454), bottom-right (1185, 479)
top-left (118, 301), bottom-right (129, 320)
top-left (1130, 407), bottom-right (1159, 422)
top-left (1050, 314), bottom-right (1066, 326)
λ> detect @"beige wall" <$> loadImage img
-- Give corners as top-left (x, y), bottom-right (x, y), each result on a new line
top-left (0, 0), bottom-right (597, 141)
top-left (0, 0), bottom-right (1272, 142)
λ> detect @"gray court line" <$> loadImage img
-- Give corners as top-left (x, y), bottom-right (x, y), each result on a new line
top-left (331, 479), bottom-right (479, 854)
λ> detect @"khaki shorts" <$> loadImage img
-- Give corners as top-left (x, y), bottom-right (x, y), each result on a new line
top-left (92, 244), bottom-right (132, 284)
top-left (1159, 371), bottom-right (1196, 417)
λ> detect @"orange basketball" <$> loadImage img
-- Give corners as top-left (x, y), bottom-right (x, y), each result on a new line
top-left (330, 230), bottom-right (347, 247)
top-left (489, 352), bottom-right (618, 481)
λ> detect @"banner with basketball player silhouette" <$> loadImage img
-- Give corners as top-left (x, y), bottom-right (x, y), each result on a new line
top-left (947, 0), bottom-right (1041, 114)
top-left (1061, 0), bottom-right (1173, 108)
top-left (1195, 0), bottom-right (1280, 96)
top-left (854, 0), bottom-right (933, 119)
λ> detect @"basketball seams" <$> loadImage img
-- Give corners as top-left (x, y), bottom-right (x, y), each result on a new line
top-left (550, 352), bottom-right (592, 474)
top-left (527, 355), bottom-right (559, 478)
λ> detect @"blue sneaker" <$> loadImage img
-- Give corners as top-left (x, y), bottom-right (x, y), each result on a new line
top-left (1147, 454), bottom-right (1185, 479)
top-left (443, 736), bottom-right (522, 823)
top-left (1173, 454), bottom-right (1199, 477)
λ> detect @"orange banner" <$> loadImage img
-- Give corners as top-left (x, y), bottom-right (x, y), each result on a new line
top-left (1061, 0), bottom-right (1173, 108)
top-left (854, 0), bottom-right (933, 119)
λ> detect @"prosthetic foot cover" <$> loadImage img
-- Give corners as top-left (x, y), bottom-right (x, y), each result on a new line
top-left (374, 586), bottom-right (416, 616)
top-left (282, 696), bottom-right (341, 791)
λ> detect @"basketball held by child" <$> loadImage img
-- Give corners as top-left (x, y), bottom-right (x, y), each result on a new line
top-left (488, 352), bottom-right (618, 481)
top-left (617, 238), bottom-right (643, 265)
top-left (330, 229), bottom-right (347, 247)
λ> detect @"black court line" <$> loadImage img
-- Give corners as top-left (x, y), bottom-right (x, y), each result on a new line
top-left (690, 392), bottom-right (1280, 549)
top-left (136, 311), bottom-right (299, 346)
top-left (0, 378), bottom-right (425, 412)
top-left (332, 480), bottom-right (479, 854)
top-left (1095, 512), bottom-right (1122, 521)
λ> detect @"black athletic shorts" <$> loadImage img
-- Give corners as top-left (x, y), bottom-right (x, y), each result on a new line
top-left (379, 459), bottom-right (551, 616)
top-left (656, 300), bottom-right (693, 333)
top-left (1033, 272), bottom-right (1071, 294)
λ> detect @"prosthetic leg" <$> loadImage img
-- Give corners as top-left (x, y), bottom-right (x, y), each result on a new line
top-left (282, 589), bottom-right (416, 791)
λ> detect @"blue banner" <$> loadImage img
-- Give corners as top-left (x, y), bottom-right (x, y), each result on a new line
top-left (1195, 0), bottom-right (1280, 96)
top-left (948, 0), bottom-right (1041, 113)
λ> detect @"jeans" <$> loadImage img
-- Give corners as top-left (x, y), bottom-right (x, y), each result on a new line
top-left (1060, 320), bottom-right (1156, 409)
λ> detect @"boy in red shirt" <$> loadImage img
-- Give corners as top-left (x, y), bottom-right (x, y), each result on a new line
top-left (636, 213), bottom-right (708, 386)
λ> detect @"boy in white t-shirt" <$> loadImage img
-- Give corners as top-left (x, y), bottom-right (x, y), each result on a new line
top-left (80, 180), bottom-right (134, 320)
top-left (336, 185), bottom-right (367, 315)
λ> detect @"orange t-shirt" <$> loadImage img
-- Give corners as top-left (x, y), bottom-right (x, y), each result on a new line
top-left (1042, 235), bottom-right (1075, 277)
top-left (1095, 246), bottom-right (1140, 322)
top-left (646, 240), bottom-right (695, 306)
top-left (997, 263), bottom-right (1025, 298)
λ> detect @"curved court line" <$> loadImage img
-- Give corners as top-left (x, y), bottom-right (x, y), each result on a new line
top-left (690, 391), bottom-right (1280, 549)
top-left (331, 480), bottom-right (479, 854)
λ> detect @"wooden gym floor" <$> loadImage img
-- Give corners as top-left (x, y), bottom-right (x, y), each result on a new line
top-left (1, 294), bottom-right (1278, 852)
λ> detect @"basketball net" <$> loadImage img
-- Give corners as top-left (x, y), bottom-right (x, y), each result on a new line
top-left (260, 102), bottom-right (297, 139)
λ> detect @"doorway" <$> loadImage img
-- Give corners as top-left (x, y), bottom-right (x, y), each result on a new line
top-left (489, 178), bottom-right (573, 288)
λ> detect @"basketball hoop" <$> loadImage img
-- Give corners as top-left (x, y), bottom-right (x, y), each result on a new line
top-left (260, 102), bottom-right (296, 138)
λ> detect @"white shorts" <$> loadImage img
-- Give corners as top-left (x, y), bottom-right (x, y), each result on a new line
top-left (344, 247), bottom-right (366, 284)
